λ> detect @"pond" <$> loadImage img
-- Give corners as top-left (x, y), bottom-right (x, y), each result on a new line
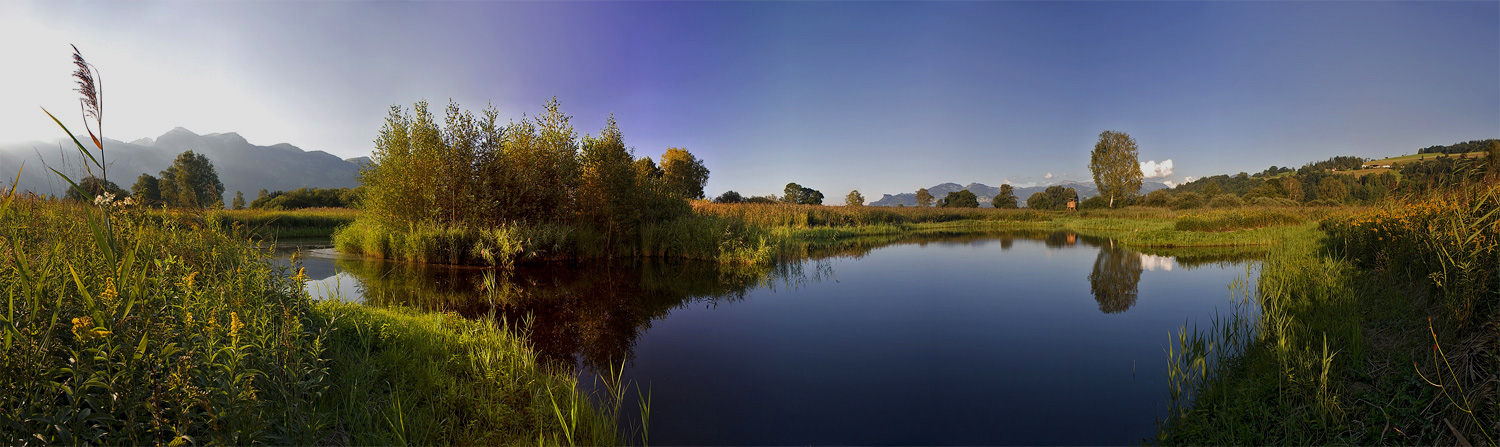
top-left (281, 230), bottom-right (1260, 445)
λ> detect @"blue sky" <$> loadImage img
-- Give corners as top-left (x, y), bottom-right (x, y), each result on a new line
top-left (2, 1), bottom-right (1495, 198)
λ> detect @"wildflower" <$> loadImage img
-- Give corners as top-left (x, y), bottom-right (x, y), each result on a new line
top-left (229, 312), bottom-right (244, 340)
top-left (71, 316), bottom-right (111, 341)
top-left (291, 267), bottom-right (309, 282)
top-left (99, 277), bottom-right (117, 305)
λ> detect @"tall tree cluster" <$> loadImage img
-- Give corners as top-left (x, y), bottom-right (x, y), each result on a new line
top-left (157, 150), bottom-right (225, 209)
top-left (360, 99), bottom-right (706, 232)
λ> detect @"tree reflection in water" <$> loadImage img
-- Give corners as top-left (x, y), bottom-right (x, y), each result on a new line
top-left (1089, 241), bottom-right (1144, 314)
top-left (327, 229), bottom-right (1262, 371)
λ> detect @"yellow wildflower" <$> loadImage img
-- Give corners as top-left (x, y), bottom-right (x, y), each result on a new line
top-left (71, 316), bottom-right (111, 341)
top-left (291, 267), bottom-right (310, 282)
top-left (229, 312), bottom-right (244, 340)
top-left (99, 277), bottom-right (118, 305)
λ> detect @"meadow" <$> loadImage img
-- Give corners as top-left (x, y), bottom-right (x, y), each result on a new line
top-left (0, 195), bottom-right (633, 445)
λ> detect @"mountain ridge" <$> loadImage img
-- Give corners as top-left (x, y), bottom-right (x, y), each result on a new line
top-left (0, 128), bottom-right (362, 205)
top-left (868, 181), bottom-right (1169, 207)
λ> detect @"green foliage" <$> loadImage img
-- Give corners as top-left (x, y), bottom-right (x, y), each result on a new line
top-left (1207, 193), bottom-right (1244, 208)
top-left (991, 184), bottom-right (1019, 209)
top-left (1316, 177), bottom-right (1349, 204)
top-left (1170, 192), bottom-right (1206, 210)
top-left (1174, 208), bottom-right (1305, 232)
top-left (357, 99), bottom-right (702, 260)
top-left (1025, 186), bottom-right (1078, 210)
top-left (129, 174), bottom-right (161, 206)
top-left (915, 188), bottom-right (934, 208)
top-left (936, 190), bottom-right (979, 208)
top-left (62, 175), bottom-right (126, 202)
top-left (231, 190), bottom-right (245, 210)
top-left (845, 190), bottom-right (865, 207)
top-left (1142, 189), bottom-right (1174, 207)
top-left (157, 150), bottom-right (225, 209)
top-left (782, 183), bottom-right (824, 205)
top-left (1089, 130), bottom-right (1144, 207)
top-left (713, 190), bottom-right (744, 204)
top-left (250, 187), bottom-right (358, 210)
top-left (661, 147), bottom-right (710, 200)
top-left (1078, 195), bottom-right (1110, 210)
top-left (1417, 138), bottom-right (1500, 155)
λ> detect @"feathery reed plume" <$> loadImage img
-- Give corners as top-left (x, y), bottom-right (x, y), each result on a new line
top-left (70, 44), bottom-right (104, 184)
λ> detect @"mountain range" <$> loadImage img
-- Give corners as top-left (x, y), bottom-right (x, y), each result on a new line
top-left (0, 128), bottom-right (363, 205)
top-left (868, 181), bottom-right (1170, 207)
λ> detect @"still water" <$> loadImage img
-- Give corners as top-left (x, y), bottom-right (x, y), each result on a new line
top-left (285, 231), bottom-right (1259, 445)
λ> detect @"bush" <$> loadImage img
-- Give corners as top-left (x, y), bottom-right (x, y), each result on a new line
top-left (1249, 197), bottom-right (1298, 207)
top-left (1174, 208), bottom-right (1305, 232)
top-left (1208, 194), bottom-right (1245, 208)
top-left (1170, 192), bottom-right (1206, 210)
top-left (1079, 196), bottom-right (1110, 210)
top-left (1142, 189), bottom-right (1174, 207)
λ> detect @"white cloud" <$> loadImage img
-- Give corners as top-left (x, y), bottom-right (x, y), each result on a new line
top-left (1162, 180), bottom-right (1177, 188)
top-left (1140, 159), bottom-right (1174, 178)
top-left (1184, 176), bottom-right (1197, 183)
top-left (1044, 172), bottom-right (1054, 179)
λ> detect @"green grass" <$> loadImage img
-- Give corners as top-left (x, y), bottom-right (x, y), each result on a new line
top-left (1160, 184), bottom-right (1499, 445)
top-left (0, 196), bottom-right (631, 445)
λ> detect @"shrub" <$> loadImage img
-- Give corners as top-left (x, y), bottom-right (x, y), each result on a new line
top-left (1208, 194), bottom-right (1245, 208)
top-left (1170, 192), bottom-right (1206, 210)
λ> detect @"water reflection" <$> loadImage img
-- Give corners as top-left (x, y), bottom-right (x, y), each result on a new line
top-left (293, 230), bottom-right (1266, 371)
top-left (1090, 242), bottom-right (1143, 314)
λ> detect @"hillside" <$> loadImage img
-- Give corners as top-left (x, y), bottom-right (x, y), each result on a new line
top-left (0, 128), bottom-right (361, 205)
top-left (869, 181), bottom-right (1169, 207)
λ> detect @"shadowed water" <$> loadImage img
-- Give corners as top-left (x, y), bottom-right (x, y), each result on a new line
top-left (279, 231), bottom-right (1261, 445)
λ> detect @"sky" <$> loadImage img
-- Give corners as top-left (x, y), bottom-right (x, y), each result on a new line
top-left (1, 1), bottom-right (1496, 198)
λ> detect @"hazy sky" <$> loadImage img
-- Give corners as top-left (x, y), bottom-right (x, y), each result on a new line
top-left (2, 1), bottom-right (1496, 197)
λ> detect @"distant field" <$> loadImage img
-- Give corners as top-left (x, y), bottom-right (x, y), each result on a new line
top-left (1362, 151), bottom-right (1488, 167)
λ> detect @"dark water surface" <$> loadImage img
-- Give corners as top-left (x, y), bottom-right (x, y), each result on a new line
top-left (282, 231), bottom-right (1259, 445)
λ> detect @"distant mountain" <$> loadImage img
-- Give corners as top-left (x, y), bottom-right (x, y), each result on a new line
top-left (869, 181), bottom-right (1169, 207)
top-left (0, 127), bottom-right (361, 205)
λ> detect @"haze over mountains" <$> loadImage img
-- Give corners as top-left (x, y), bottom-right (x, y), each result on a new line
top-left (0, 128), bottom-right (363, 204)
top-left (869, 181), bottom-right (1170, 207)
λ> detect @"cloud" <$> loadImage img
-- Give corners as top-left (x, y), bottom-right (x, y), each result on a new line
top-left (1140, 159), bottom-right (1174, 178)
top-left (1162, 180), bottom-right (1177, 188)
top-left (1044, 172), bottom-right (1054, 179)
top-left (1184, 176), bottom-right (1196, 183)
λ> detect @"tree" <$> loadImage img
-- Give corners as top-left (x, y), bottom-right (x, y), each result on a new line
top-left (1089, 130), bottom-right (1144, 208)
top-left (915, 188), bottom-right (934, 207)
top-left (714, 190), bottom-right (744, 204)
top-left (991, 184), bottom-right (1018, 208)
top-left (783, 183), bottom-right (805, 204)
top-left (256, 189), bottom-right (268, 202)
top-left (64, 175), bottom-right (126, 202)
top-left (782, 183), bottom-right (823, 205)
top-left (1026, 186), bottom-right (1078, 210)
top-left (845, 190), bottom-right (865, 207)
top-left (232, 191), bottom-right (246, 210)
top-left (158, 150), bottom-right (225, 209)
top-left (661, 147), bottom-right (709, 200)
top-left (131, 173), bottom-right (161, 206)
top-left (937, 190), bottom-right (979, 208)
top-left (1317, 177), bottom-right (1349, 204)
top-left (1281, 177), bottom-right (1304, 202)
top-left (1089, 243), bottom-right (1143, 314)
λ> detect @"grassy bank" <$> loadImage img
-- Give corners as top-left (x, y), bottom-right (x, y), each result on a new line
top-left (0, 197), bottom-right (629, 445)
top-left (334, 204), bottom-right (1328, 267)
top-left (1160, 186), bottom-right (1499, 445)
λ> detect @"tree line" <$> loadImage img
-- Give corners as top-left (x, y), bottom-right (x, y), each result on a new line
top-left (64, 149), bottom-right (226, 209)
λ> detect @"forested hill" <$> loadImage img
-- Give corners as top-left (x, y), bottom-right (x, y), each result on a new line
top-left (0, 127), bottom-right (362, 205)
top-left (869, 181), bottom-right (1169, 207)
